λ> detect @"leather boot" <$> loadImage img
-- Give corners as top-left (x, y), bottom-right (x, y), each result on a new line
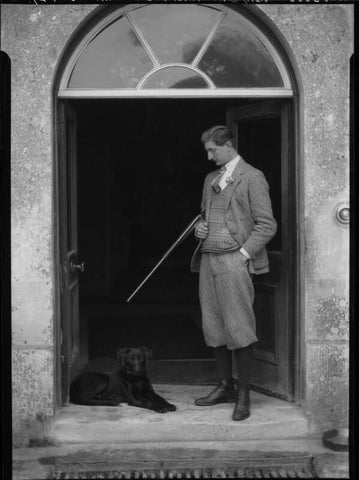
top-left (232, 385), bottom-right (250, 421)
top-left (194, 379), bottom-right (236, 406)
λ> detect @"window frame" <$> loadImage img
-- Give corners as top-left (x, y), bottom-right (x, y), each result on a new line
top-left (58, 4), bottom-right (293, 98)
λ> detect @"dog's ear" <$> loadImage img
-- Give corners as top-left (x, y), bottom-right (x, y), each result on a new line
top-left (117, 347), bottom-right (130, 367)
top-left (140, 346), bottom-right (152, 370)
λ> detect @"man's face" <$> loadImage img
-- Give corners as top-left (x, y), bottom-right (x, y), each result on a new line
top-left (204, 140), bottom-right (230, 167)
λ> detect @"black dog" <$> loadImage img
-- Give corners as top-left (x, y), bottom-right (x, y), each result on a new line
top-left (70, 347), bottom-right (176, 413)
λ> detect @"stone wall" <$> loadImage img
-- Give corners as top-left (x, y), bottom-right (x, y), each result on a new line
top-left (1, 3), bottom-right (352, 444)
top-left (259, 4), bottom-right (352, 431)
top-left (1, 4), bottom-right (96, 446)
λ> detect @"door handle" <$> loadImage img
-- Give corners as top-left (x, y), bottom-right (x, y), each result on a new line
top-left (70, 260), bottom-right (85, 273)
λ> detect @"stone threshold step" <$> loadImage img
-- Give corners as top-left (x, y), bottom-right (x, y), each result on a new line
top-left (53, 386), bottom-right (309, 445)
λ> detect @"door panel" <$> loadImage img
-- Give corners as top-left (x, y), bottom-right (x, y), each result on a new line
top-left (77, 141), bottom-right (111, 299)
top-left (58, 101), bottom-right (81, 405)
top-left (227, 100), bottom-right (294, 401)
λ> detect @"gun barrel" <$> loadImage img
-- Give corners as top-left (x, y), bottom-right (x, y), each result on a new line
top-left (126, 213), bottom-right (203, 303)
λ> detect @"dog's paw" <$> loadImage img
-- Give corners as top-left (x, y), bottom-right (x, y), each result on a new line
top-left (154, 406), bottom-right (169, 413)
top-left (155, 403), bottom-right (176, 413)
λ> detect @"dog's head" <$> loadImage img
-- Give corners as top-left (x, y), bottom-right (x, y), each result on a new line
top-left (117, 347), bottom-right (152, 376)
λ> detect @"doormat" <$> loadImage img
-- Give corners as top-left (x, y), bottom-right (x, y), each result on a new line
top-left (48, 464), bottom-right (317, 478)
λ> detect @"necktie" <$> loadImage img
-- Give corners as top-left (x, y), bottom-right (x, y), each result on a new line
top-left (211, 167), bottom-right (226, 193)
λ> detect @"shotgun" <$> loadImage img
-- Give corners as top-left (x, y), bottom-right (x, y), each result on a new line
top-left (126, 212), bottom-right (204, 302)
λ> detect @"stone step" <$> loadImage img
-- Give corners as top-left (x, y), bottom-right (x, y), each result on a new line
top-left (53, 385), bottom-right (309, 445)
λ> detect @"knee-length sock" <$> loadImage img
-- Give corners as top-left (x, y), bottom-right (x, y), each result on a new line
top-left (214, 346), bottom-right (233, 381)
top-left (234, 345), bottom-right (253, 387)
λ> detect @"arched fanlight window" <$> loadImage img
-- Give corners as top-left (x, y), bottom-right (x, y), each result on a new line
top-left (59, 5), bottom-right (292, 97)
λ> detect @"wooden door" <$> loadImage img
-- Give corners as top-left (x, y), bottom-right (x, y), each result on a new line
top-left (58, 101), bottom-right (82, 405)
top-left (227, 100), bottom-right (295, 401)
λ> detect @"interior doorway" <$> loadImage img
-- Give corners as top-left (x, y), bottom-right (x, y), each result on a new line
top-left (58, 97), bottom-right (296, 405)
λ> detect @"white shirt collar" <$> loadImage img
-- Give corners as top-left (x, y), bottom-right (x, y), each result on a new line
top-left (224, 155), bottom-right (240, 174)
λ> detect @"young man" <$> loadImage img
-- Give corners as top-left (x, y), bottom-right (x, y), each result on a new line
top-left (191, 125), bottom-right (277, 421)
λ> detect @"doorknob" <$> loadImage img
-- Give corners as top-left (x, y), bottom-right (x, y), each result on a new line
top-left (70, 260), bottom-right (85, 273)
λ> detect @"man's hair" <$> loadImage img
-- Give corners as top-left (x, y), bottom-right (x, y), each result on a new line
top-left (201, 125), bottom-right (234, 146)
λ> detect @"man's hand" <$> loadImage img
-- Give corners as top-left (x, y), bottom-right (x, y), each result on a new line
top-left (195, 221), bottom-right (209, 240)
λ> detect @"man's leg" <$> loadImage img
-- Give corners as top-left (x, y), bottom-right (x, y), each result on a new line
top-left (215, 345), bottom-right (232, 381)
top-left (194, 346), bottom-right (236, 406)
top-left (211, 251), bottom-right (256, 420)
top-left (195, 255), bottom-right (236, 406)
top-left (232, 345), bottom-right (253, 420)
top-left (214, 251), bottom-right (257, 350)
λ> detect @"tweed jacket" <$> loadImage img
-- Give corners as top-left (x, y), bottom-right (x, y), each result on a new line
top-left (191, 156), bottom-right (277, 275)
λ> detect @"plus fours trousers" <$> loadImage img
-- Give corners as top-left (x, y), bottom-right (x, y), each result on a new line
top-left (199, 250), bottom-right (258, 350)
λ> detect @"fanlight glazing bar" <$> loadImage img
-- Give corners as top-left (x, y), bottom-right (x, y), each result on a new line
top-left (191, 11), bottom-right (226, 68)
top-left (137, 63), bottom-right (215, 90)
top-left (126, 11), bottom-right (160, 68)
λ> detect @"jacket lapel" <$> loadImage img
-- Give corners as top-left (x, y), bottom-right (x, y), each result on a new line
top-left (222, 156), bottom-right (246, 210)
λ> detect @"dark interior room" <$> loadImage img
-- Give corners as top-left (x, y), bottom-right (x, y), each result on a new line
top-left (73, 98), bottom-right (282, 384)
